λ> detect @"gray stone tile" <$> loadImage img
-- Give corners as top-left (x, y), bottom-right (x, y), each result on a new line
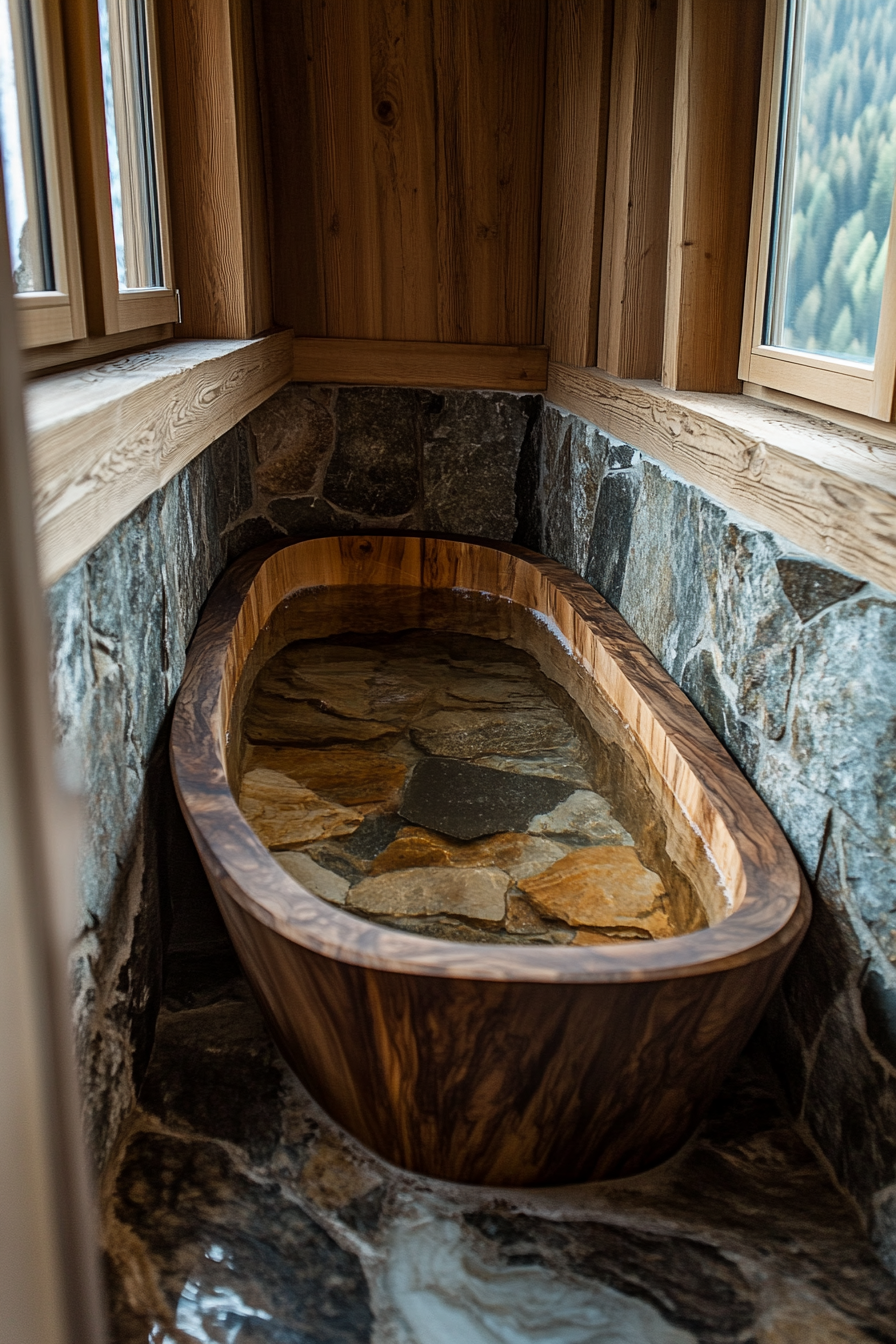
top-left (698, 504), bottom-right (800, 743)
top-left (325, 386), bottom-right (420, 517)
top-left (540, 407), bottom-right (609, 575)
top-left (267, 495), bottom-right (356, 536)
top-left (585, 465), bottom-right (642, 608)
top-left (788, 597), bottom-right (896, 861)
top-left (617, 464), bottom-right (707, 682)
top-left (422, 390), bottom-right (537, 539)
top-left (249, 383), bottom-right (336, 496)
top-left (776, 556), bottom-right (866, 621)
top-left (107, 1130), bottom-right (372, 1343)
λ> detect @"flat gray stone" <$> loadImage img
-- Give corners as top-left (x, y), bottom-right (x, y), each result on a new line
top-left (349, 866), bottom-right (509, 923)
top-left (399, 758), bottom-right (575, 841)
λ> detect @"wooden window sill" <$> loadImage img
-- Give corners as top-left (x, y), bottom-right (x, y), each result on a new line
top-left (548, 362), bottom-right (896, 595)
top-left (27, 331), bottom-right (293, 587)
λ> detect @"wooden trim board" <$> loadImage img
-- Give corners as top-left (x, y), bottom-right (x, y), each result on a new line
top-left (293, 337), bottom-right (549, 390)
top-left (27, 330), bottom-right (292, 586)
top-left (539, 0), bottom-right (613, 365)
top-left (548, 362), bottom-right (896, 595)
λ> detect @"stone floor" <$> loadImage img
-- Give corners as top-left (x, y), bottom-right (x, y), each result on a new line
top-left (103, 880), bottom-right (896, 1344)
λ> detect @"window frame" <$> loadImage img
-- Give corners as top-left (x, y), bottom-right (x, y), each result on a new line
top-left (739, 0), bottom-right (896, 422)
top-left (8, 0), bottom-right (86, 349)
top-left (63, 0), bottom-right (176, 336)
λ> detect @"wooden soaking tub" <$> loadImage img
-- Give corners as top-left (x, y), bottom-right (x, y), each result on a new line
top-left (171, 533), bottom-right (809, 1186)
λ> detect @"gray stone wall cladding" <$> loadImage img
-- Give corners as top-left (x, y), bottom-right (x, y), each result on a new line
top-left (528, 403), bottom-right (896, 1272)
top-left (45, 385), bottom-right (539, 1175)
top-left (48, 381), bottom-right (896, 1269)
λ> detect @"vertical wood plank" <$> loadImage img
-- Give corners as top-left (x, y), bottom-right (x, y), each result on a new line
top-left (230, 0), bottom-right (272, 336)
top-left (369, 0), bottom-right (439, 341)
top-left (597, 0), bottom-right (677, 379)
top-left (305, 0), bottom-right (383, 339)
top-left (432, 0), bottom-right (546, 345)
top-left (539, 0), bottom-right (613, 366)
top-left (157, 0), bottom-right (250, 337)
top-left (253, 0), bottom-right (325, 336)
top-left (662, 0), bottom-right (765, 393)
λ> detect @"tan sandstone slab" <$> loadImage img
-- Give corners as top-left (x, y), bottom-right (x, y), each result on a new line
top-left (239, 768), bottom-right (364, 848)
top-left (243, 694), bottom-right (398, 746)
top-left (246, 746), bottom-right (406, 811)
top-left (348, 866), bottom-right (509, 924)
top-left (371, 828), bottom-right (567, 881)
top-left (518, 846), bottom-right (672, 937)
top-left (274, 851), bottom-right (350, 906)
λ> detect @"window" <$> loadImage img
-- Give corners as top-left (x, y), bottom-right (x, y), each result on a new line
top-left (0, 0), bottom-right (84, 346)
top-left (0, 0), bottom-right (175, 350)
top-left (741, 0), bottom-right (896, 420)
top-left (63, 0), bottom-right (176, 334)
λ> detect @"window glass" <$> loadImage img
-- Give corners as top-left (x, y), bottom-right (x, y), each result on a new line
top-left (766, 0), bottom-right (896, 364)
top-left (97, 0), bottom-right (163, 290)
top-left (0, 0), bottom-right (53, 292)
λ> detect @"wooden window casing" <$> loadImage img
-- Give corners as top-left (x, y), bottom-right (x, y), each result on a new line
top-left (9, 0), bottom-right (86, 349)
top-left (740, 0), bottom-right (896, 422)
top-left (63, 0), bottom-right (177, 336)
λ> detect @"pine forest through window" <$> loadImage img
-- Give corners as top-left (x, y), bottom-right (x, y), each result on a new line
top-left (767, 0), bottom-right (896, 365)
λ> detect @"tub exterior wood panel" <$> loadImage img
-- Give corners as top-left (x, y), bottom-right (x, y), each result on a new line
top-left (171, 532), bottom-right (809, 1184)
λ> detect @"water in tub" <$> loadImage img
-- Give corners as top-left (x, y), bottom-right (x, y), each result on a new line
top-left (235, 586), bottom-right (705, 945)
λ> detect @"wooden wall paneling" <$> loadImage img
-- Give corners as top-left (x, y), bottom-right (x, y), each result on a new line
top-left (597, 0), bottom-right (678, 379)
top-left (432, 0), bottom-right (547, 346)
top-left (662, 0), bottom-right (765, 393)
top-left (156, 0), bottom-right (270, 338)
top-left (292, 336), bottom-right (548, 389)
top-left (539, 0), bottom-right (613, 366)
top-left (252, 0), bottom-right (325, 336)
top-left (369, 0), bottom-right (439, 341)
top-left (304, 0), bottom-right (383, 339)
top-left (230, 0), bottom-right (272, 337)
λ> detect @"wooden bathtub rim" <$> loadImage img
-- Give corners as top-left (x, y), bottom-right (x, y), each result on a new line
top-left (170, 532), bottom-right (809, 985)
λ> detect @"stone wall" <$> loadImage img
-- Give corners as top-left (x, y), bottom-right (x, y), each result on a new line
top-left (523, 403), bottom-right (896, 1270)
top-left (48, 381), bottom-right (896, 1270)
top-left (46, 387), bottom-right (536, 1173)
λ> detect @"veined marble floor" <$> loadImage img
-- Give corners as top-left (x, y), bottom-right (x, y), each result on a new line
top-left (104, 886), bottom-right (896, 1344)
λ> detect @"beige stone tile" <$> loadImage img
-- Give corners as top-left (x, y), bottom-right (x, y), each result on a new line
top-left (239, 768), bottom-right (364, 848)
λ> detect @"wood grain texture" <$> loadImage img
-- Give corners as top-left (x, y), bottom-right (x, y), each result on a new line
top-left (229, 0), bottom-right (273, 337)
top-left (27, 331), bottom-right (292, 586)
top-left (252, 0), bottom-right (324, 336)
top-left (156, 0), bottom-right (268, 338)
top-left (597, 0), bottom-right (677, 379)
top-left (369, 0), bottom-right (439, 340)
top-left (663, 0), bottom-right (765, 393)
top-left (548, 362), bottom-right (896, 594)
top-left (255, 0), bottom-right (546, 346)
top-left (539, 0), bottom-right (613, 365)
top-left (21, 324), bottom-right (175, 377)
top-left (171, 532), bottom-right (808, 1184)
top-left (292, 337), bottom-right (548, 389)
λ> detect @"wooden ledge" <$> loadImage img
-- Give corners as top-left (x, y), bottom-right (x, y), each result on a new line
top-left (293, 337), bottom-right (549, 391)
top-left (27, 331), bottom-right (293, 587)
top-left (548, 363), bottom-right (896, 595)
